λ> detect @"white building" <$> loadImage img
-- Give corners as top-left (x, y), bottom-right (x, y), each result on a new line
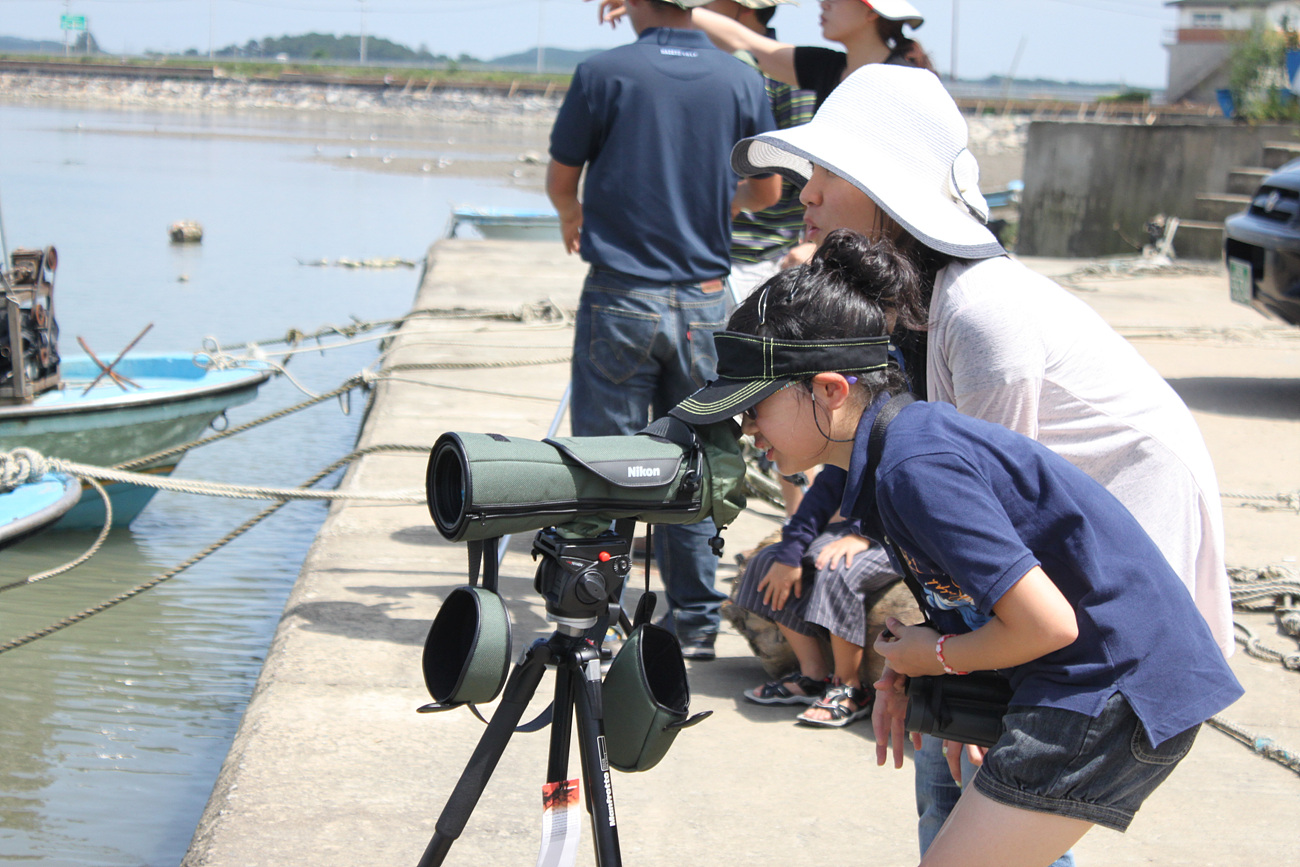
top-left (1166, 0), bottom-right (1300, 103)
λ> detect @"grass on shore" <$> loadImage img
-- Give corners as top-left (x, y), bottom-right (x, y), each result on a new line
top-left (0, 53), bottom-right (571, 89)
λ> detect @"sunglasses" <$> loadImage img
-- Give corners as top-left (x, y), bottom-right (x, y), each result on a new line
top-left (742, 381), bottom-right (801, 421)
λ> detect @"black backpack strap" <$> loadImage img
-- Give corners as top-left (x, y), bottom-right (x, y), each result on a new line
top-left (865, 394), bottom-right (932, 624)
top-left (866, 393), bottom-right (916, 483)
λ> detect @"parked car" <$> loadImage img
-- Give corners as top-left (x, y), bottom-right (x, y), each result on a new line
top-left (1224, 159), bottom-right (1300, 326)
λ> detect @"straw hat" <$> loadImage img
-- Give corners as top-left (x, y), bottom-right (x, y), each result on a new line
top-left (862, 0), bottom-right (924, 28)
top-left (731, 64), bottom-right (1004, 259)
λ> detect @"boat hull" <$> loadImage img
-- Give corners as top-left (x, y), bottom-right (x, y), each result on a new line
top-left (0, 354), bottom-right (271, 529)
top-left (446, 207), bottom-right (562, 242)
top-left (0, 472), bottom-right (81, 550)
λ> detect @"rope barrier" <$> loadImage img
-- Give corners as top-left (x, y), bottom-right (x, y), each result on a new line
top-left (1207, 715), bottom-right (1300, 776)
top-left (206, 299), bottom-right (574, 357)
top-left (0, 478), bottom-right (113, 592)
top-left (0, 446), bottom-right (47, 492)
top-left (32, 454), bottom-right (426, 504)
top-left (1222, 490), bottom-right (1300, 514)
top-left (0, 444), bottom-right (429, 654)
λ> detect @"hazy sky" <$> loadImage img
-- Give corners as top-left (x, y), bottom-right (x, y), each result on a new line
top-left (1, 0), bottom-right (1176, 88)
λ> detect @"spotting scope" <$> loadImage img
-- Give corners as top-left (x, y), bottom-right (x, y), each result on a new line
top-left (426, 416), bottom-right (746, 542)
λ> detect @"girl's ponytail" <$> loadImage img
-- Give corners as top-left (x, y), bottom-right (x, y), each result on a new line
top-left (877, 18), bottom-right (935, 73)
top-left (815, 230), bottom-right (930, 332)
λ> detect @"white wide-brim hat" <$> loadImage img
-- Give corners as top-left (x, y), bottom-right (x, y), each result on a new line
top-left (864, 0), bottom-right (924, 28)
top-left (732, 64), bottom-right (1004, 259)
top-left (731, 0), bottom-right (800, 8)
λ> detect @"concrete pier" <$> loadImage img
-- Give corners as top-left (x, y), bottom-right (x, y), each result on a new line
top-left (184, 240), bottom-right (1299, 867)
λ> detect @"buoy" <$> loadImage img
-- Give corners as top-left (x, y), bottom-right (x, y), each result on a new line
top-left (169, 220), bottom-right (203, 243)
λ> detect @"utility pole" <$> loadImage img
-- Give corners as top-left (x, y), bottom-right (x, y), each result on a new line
top-left (359, 0), bottom-right (367, 66)
top-left (209, 0), bottom-right (215, 60)
top-left (537, 0), bottom-right (546, 74)
top-left (950, 0), bottom-right (959, 82)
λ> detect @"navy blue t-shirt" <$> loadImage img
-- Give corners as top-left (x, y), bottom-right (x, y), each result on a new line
top-left (549, 28), bottom-right (777, 283)
top-left (842, 398), bottom-right (1241, 747)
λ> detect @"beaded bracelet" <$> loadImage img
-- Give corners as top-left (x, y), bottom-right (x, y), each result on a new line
top-left (936, 634), bottom-right (970, 675)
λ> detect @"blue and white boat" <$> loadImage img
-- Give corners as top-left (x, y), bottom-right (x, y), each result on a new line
top-left (0, 354), bottom-right (271, 529)
top-left (445, 206), bottom-right (562, 242)
top-left (0, 470), bottom-right (80, 550)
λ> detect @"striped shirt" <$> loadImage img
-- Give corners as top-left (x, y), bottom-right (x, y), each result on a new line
top-left (730, 68), bottom-right (816, 264)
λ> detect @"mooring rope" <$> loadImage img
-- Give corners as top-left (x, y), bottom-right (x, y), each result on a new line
top-left (114, 376), bottom-right (370, 473)
top-left (1207, 715), bottom-right (1300, 776)
top-left (1, 446), bottom-right (46, 492)
top-left (0, 444), bottom-right (429, 654)
top-left (208, 299), bottom-right (574, 356)
top-left (1222, 490), bottom-right (1300, 514)
top-left (0, 478), bottom-right (113, 592)
top-left (3, 449), bottom-right (423, 505)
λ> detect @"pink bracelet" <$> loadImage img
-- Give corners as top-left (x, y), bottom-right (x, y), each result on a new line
top-left (936, 634), bottom-right (969, 675)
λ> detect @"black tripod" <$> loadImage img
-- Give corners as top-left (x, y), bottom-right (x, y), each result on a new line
top-left (416, 530), bottom-right (633, 867)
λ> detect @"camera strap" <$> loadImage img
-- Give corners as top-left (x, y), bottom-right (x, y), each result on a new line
top-left (866, 393), bottom-right (934, 625)
top-left (465, 538), bottom-right (501, 594)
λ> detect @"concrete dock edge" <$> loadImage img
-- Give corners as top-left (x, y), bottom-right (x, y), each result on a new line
top-left (184, 241), bottom-right (1299, 867)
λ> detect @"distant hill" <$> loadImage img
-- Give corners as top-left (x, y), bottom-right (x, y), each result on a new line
top-left (0, 35), bottom-right (75, 54)
top-left (487, 47), bottom-right (603, 74)
top-left (213, 32), bottom-right (450, 63)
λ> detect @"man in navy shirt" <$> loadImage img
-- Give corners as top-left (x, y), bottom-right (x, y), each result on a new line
top-left (547, 0), bottom-right (779, 658)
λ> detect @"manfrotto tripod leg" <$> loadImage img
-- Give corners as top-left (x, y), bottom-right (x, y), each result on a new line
top-left (568, 644), bottom-right (622, 867)
top-left (416, 639), bottom-right (554, 867)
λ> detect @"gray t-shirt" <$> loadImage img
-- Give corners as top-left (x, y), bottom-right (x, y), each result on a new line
top-left (926, 256), bottom-right (1233, 656)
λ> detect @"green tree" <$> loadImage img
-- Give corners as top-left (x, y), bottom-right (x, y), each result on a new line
top-left (1228, 19), bottom-right (1300, 121)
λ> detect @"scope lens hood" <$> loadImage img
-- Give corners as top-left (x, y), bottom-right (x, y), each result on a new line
top-left (422, 585), bottom-right (512, 706)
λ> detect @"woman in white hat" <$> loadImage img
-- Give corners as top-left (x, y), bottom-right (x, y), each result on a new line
top-left (731, 63), bottom-right (1233, 864)
top-left (592, 0), bottom-right (931, 108)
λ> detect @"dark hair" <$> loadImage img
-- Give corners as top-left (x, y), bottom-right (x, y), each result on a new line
top-left (756, 7), bottom-right (777, 27)
top-left (878, 18), bottom-right (934, 72)
top-left (728, 230), bottom-right (925, 402)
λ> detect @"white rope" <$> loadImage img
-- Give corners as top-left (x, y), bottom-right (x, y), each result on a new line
top-left (7, 478), bottom-right (114, 588)
top-left (1222, 490), bottom-right (1300, 514)
top-left (3, 450), bottom-right (424, 504)
top-left (0, 447), bottom-right (49, 492)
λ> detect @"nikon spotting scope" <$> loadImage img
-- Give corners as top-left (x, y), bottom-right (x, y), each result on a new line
top-left (426, 416), bottom-right (746, 543)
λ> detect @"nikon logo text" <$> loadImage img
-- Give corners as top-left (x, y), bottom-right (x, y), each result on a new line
top-left (627, 465), bottom-right (662, 479)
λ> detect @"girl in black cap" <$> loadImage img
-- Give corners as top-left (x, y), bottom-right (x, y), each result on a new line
top-left (671, 230), bottom-right (1241, 867)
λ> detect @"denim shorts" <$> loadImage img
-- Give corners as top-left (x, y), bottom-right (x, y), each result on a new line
top-left (972, 692), bottom-right (1199, 832)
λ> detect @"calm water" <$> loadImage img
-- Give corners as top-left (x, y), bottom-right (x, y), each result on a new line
top-left (0, 102), bottom-right (552, 865)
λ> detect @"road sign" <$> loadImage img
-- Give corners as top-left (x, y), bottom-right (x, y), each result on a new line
top-left (60, 15), bottom-right (86, 31)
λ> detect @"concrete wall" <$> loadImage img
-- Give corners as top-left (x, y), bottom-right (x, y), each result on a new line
top-left (1166, 42), bottom-right (1233, 104)
top-left (1017, 120), bottom-right (1300, 258)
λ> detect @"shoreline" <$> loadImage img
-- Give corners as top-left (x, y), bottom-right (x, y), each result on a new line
top-left (1, 70), bottom-right (1028, 189)
top-left (0, 70), bottom-right (564, 124)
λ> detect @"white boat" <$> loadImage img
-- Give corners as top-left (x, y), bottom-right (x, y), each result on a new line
top-left (445, 206), bottom-right (562, 242)
top-left (2, 245), bottom-right (271, 530)
top-left (0, 354), bottom-right (271, 529)
top-left (0, 470), bottom-right (80, 550)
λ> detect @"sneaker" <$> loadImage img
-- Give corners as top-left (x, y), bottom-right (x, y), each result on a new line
top-left (678, 631), bottom-right (717, 661)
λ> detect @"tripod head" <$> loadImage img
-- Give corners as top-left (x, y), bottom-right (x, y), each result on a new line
top-left (531, 527), bottom-right (632, 634)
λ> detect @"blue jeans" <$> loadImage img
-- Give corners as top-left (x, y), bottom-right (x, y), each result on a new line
top-left (570, 267), bottom-right (731, 637)
top-left (916, 735), bottom-right (1076, 867)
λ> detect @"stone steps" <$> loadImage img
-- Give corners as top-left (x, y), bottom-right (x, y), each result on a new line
top-left (1227, 167), bottom-right (1271, 195)
top-left (1262, 140), bottom-right (1300, 169)
top-left (1195, 192), bottom-right (1252, 223)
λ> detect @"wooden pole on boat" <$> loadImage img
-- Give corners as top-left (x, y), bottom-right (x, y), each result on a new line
top-left (79, 323), bottom-right (152, 394)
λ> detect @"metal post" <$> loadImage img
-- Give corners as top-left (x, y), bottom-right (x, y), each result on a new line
top-left (359, 0), bottom-right (367, 65)
top-left (537, 0), bottom-right (546, 74)
top-left (950, 0), bottom-right (959, 82)
top-left (0, 189), bottom-right (10, 268)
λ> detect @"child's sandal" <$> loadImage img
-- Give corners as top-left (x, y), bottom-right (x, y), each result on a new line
top-left (796, 684), bottom-right (873, 727)
top-left (743, 672), bottom-right (830, 706)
